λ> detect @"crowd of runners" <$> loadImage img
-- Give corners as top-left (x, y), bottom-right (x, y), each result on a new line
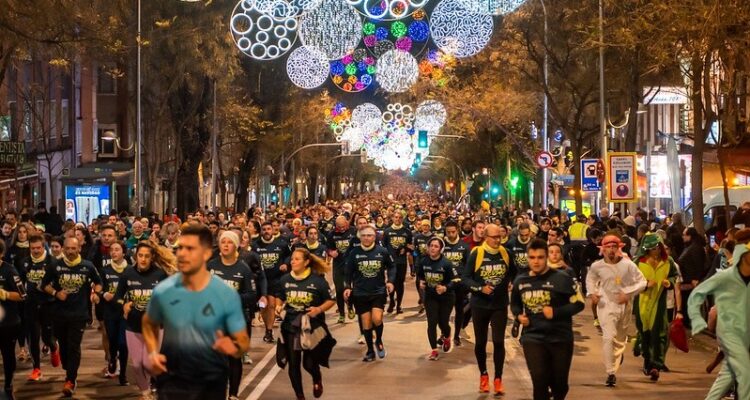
top-left (0, 177), bottom-right (747, 400)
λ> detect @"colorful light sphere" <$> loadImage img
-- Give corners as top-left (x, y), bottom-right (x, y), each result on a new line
top-left (419, 49), bottom-right (455, 87)
top-left (231, 0), bottom-right (298, 60)
top-left (415, 100), bottom-right (447, 132)
top-left (330, 48), bottom-right (376, 92)
top-left (299, 0), bottom-right (363, 60)
top-left (286, 46), bottom-right (330, 89)
top-left (324, 102), bottom-right (353, 136)
top-left (352, 103), bottom-right (382, 134)
top-left (455, 0), bottom-right (526, 15)
top-left (345, 0), bottom-right (429, 21)
top-left (376, 49), bottom-right (419, 92)
top-left (362, 10), bottom-right (430, 57)
top-left (430, 0), bottom-right (493, 58)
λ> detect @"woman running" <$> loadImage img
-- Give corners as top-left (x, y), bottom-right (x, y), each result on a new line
top-left (276, 248), bottom-right (336, 400)
top-left (418, 237), bottom-right (458, 360)
top-left (99, 241), bottom-right (130, 386)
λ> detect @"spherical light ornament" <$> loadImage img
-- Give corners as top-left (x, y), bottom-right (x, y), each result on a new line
top-left (430, 0), bottom-right (493, 58)
top-left (456, 0), bottom-right (526, 15)
top-left (352, 103), bottom-right (382, 134)
top-left (341, 126), bottom-right (365, 150)
top-left (330, 49), bottom-right (375, 92)
top-left (345, 0), bottom-right (428, 21)
top-left (287, 46), bottom-right (330, 89)
top-left (299, 0), bottom-right (363, 60)
top-left (255, 0), bottom-right (326, 18)
top-left (415, 100), bottom-right (447, 132)
top-left (231, 0), bottom-right (298, 61)
top-left (376, 50), bottom-right (418, 93)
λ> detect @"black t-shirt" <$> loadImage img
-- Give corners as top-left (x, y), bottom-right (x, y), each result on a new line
top-left (207, 258), bottom-right (256, 308)
top-left (0, 262), bottom-right (23, 327)
top-left (8, 244), bottom-right (30, 277)
top-left (42, 259), bottom-right (102, 321)
top-left (443, 239), bottom-right (470, 276)
top-left (240, 249), bottom-right (267, 298)
top-left (303, 242), bottom-right (328, 260)
top-left (462, 246), bottom-right (517, 310)
top-left (417, 256), bottom-right (458, 297)
top-left (413, 232), bottom-right (434, 266)
top-left (23, 254), bottom-right (56, 304)
top-left (326, 228), bottom-right (356, 268)
top-left (345, 244), bottom-right (396, 296)
top-left (277, 271), bottom-right (334, 332)
top-left (511, 268), bottom-right (585, 343)
top-left (383, 226), bottom-right (413, 265)
top-left (252, 237), bottom-right (291, 282)
top-left (114, 266), bottom-right (168, 332)
top-left (100, 262), bottom-right (130, 320)
top-left (506, 237), bottom-right (531, 271)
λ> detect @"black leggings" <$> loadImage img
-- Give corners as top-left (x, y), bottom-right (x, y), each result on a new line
top-left (333, 266), bottom-right (347, 317)
top-left (283, 331), bottom-right (321, 397)
top-left (228, 313), bottom-right (254, 396)
top-left (0, 324), bottom-right (19, 390)
top-left (25, 301), bottom-right (56, 369)
top-left (522, 339), bottom-right (574, 400)
top-left (53, 319), bottom-right (86, 381)
top-left (472, 307), bottom-right (508, 378)
top-left (425, 293), bottom-right (454, 349)
top-left (389, 263), bottom-right (407, 310)
top-left (104, 318), bottom-right (128, 381)
top-left (453, 287), bottom-right (468, 339)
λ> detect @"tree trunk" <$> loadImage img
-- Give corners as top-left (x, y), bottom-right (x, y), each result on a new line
top-left (690, 52), bottom-right (707, 234)
top-left (234, 146), bottom-right (257, 213)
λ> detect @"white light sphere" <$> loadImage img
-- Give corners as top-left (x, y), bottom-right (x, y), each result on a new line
top-left (352, 103), bottom-right (382, 134)
top-left (341, 126), bottom-right (365, 150)
top-left (345, 0), bottom-right (429, 20)
top-left (299, 0), bottom-right (363, 60)
top-left (286, 46), bottom-right (330, 89)
top-left (376, 50), bottom-right (419, 92)
top-left (231, 0), bottom-right (298, 61)
top-left (415, 100), bottom-right (447, 132)
top-left (255, 0), bottom-right (325, 18)
top-left (456, 0), bottom-right (526, 15)
top-left (430, 0), bottom-right (493, 58)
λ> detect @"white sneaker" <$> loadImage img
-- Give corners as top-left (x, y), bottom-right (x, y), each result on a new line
top-left (243, 353), bottom-right (253, 365)
top-left (357, 335), bottom-right (365, 344)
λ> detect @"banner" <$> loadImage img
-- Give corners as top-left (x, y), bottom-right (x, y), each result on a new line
top-left (65, 185), bottom-right (111, 224)
top-left (608, 152), bottom-right (637, 203)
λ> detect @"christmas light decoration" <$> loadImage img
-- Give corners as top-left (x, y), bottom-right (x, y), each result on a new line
top-left (456, 0), bottom-right (526, 15)
top-left (415, 100), bottom-right (447, 132)
top-left (330, 49), bottom-right (375, 92)
top-left (362, 13), bottom-right (430, 57)
top-left (254, 0), bottom-right (325, 18)
top-left (345, 0), bottom-right (429, 21)
top-left (286, 46), bottom-right (330, 89)
top-left (299, 0), bottom-right (363, 60)
top-left (231, 0), bottom-right (298, 60)
top-left (430, 0), bottom-right (493, 58)
top-left (352, 103), bottom-right (382, 134)
top-left (419, 48), bottom-right (455, 87)
top-left (376, 50), bottom-right (419, 92)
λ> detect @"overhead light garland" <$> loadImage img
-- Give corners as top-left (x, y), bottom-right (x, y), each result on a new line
top-left (430, 0), bottom-right (493, 58)
top-left (456, 0), bottom-right (526, 15)
top-left (345, 0), bottom-right (429, 20)
top-left (286, 45), bottom-right (331, 88)
top-left (231, 0), bottom-right (298, 60)
top-left (376, 49), bottom-right (419, 92)
top-left (299, 0), bottom-right (363, 60)
top-left (362, 9), bottom-right (430, 57)
top-left (330, 48), bottom-right (376, 92)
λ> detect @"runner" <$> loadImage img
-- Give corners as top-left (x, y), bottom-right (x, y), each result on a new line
top-left (142, 224), bottom-right (249, 400)
top-left (382, 211), bottom-right (413, 314)
top-left (253, 221), bottom-right (291, 343)
top-left (412, 219), bottom-right (434, 313)
top-left (302, 226), bottom-right (328, 259)
top-left (99, 240), bottom-right (130, 385)
top-left (275, 248), bottom-right (336, 400)
top-left (42, 237), bottom-right (103, 397)
top-left (326, 216), bottom-right (356, 324)
top-left (344, 225), bottom-right (396, 362)
top-left (442, 221), bottom-right (470, 347)
top-left (462, 223), bottom-right (516, 396)
top-left (507, 222), bottom-right (532, 273)
top-left (417, 237), bottom-right (457, 360)
top-left (0, 240), bottom-right (26, 400)
top-left (511, 239), bottom-right (585, 400)
top-left (586, 231), bottom-right (647, 387)
top-left (90, 223), bottom-right (117, 376)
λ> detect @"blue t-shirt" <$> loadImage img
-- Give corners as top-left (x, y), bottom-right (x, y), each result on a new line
top-left (147, 273), bottom-right (246, 383)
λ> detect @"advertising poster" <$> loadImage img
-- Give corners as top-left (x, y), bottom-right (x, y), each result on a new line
top-left (65, 185), bottom-right (111, 224)
top-left (608, 152), bottom-right (637, 203)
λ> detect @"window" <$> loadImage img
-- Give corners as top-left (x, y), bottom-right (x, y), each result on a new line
top-left (97, 65), bottom-right (116, 95)
top-left (97, 124), bottom-right (118, 158)
top-left (61, 99), bottom-right (69, 137)
top-left (49, 100), bottom-right (57, 140)
top-left (23, 102), bottom-right (32, 142)
top-left (1, 101), bottom-right (12, 141)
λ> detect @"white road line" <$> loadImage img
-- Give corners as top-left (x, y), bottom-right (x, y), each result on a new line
top-left (238, 346), bottom-right (277, 394)
top-left (245, 365), bottom-right (282, 400)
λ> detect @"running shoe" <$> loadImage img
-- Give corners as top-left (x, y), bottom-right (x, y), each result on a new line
top-left (104, 363), bottom-right (118, 378)
top-left (337, 315), bottom-right (345, 324)
top-left (479, 374), bottom-right (490, 393)
top-left (605, 374), bottom-right (616, 387)
top-left (593, 319), bottom-right (600, 328)
top-left (436, 336), bottom-right (444, 347)
top-left (16, 348), bottom-right (29, 362)
top-left (442, 336), bottom-right (452, 353)
top-left (313, 381), bottom-right (323, 398)
top-left (50, 349), bottom-right (61, 368)
top-left (62, 380), bottom-right (76, 397)
top-left (42, 345), bottom-right (49, 355)
top-left (362, 351), bottom-right (376, 362)
top-left (387, 303), bottom-right (395, 314)
top-left (263, 331), bottom-right (275, 343)
top-left (376, 342), bottom-right (387, 359)
top-left (454, 337), bottom-right (462, 347)
top-left (493, 378), bottom-right (505, 396)
top-left (243, 353), bottom-right (253, 365)
top-left (649, 368), bottom-right (660, 381)
top-left (357, 335), bottom-right (365, 344)
top-left (347, 307), bottom-right (356, 320)
top-left (396, 308), bottom-right (404, 315)
top-left (27, 368), bottom-right (42, 382)
top-left (428, 350), bottom-right (439, 360)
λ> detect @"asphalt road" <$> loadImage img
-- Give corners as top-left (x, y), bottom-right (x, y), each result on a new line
top-left (3, 275), bottom-right (722, 399)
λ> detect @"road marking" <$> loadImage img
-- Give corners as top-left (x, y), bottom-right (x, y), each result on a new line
top-left (238, 345), bottom-right (277, 394)
top-left (245, 365), bottom-right (282, 400)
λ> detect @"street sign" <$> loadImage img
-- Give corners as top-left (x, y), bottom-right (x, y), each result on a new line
top-left (535, 151), bottom-right (553, 168)
top-left (581, 158), bottom-right (602, 192)
top-left (608, 152), bottom-right (637, 202)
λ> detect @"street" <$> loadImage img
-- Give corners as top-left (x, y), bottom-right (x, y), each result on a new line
top-left (6, 277), bottom-right (719, 400)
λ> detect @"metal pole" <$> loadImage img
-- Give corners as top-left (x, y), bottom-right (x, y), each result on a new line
top-left (598, 0), bottom-right (607, 207)
top-left (136, 0), bottom-right (143, 216)
top-left (211, 80), bottom-right (218, 211)
top-left (541, 0), bottom-right (549, 210)
top-left (646, 136), bottom-right (651, 212)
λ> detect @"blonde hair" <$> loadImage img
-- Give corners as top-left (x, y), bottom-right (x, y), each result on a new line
top-left (136, 241), bottom-right (177, 275)
top-left (293, 248), bottom-right (329, 276)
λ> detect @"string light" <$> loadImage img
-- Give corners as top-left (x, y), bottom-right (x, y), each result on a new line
top-left (415, 100), bottom-right (447, 132)
top-left (330, 48), bottom-right (375, 92)
top-left (419, 48), bottom-right (455, 86)
top-left (456, 0), bottom-right (526, 15)
top-left (286, 46), bottom-right (330, 89)
top-left (430, 0), bottom-right (493, 58)
top-left (345, 0), bottom-right (429, 21)
top-left (362, 14), bottom-right (430, 57)
top-left (299, 0), bottom-right (363, 60)
top-left (230, 0), bottom-right (298, 61)
top-left (376, 49), bottom-right (419, 92)
top-left (352, 103), bottom-right (382, 134)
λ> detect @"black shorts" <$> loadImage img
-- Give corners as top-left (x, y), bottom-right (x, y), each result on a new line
top-left (94, 303), bottom-right (104, 321)
top-left (352, 293), bottom-right (387, 314)
top-left (267, 280), bottom-right (283, 298)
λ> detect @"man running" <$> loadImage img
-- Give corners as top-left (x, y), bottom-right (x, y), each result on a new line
top-left (412, 219), bottom-right (434, 313)
top-left (586, 231), bottom-right (646, 387)
top-left (326, 216), bottom-right (357, 324)
top-left (344, 225), bottom-right (396, 362)
top-left (462, 223), bottom-right (516, 396)
top-left (143, 224), bottom-right (250, 400)
top-left (383, 212), bottom-right (413, 314)
top-left (253, 221), bottom-right (291, 343)
top-left (507, 222), bottom-right (532, 273)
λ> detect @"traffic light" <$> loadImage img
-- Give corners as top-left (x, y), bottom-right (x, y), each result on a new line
top-left (490, 185), bottom-right (500, 195)
top-left (418, 130), bottom-right (428, 148)
top-left (510, 175), bottom-right (519, 189)
top-left (270, 193), bottom-right (278, 203)
top-left (415, 153), bottom-right (422, 164)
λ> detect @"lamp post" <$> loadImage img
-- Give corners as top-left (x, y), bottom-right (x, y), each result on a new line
top-left (540, 0), bottom-right (549, 210)
top-left (598, 0), bottom-right (607, 210)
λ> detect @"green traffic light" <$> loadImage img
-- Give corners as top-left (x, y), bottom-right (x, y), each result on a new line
top-left (510, 176), bottom-right (519, 189)
top-left (418, 130), bottom-right (428, 149)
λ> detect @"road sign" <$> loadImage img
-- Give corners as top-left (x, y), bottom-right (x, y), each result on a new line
top-left (608, 152), bottom-right (637, 202)
top-left (581, 158), bottom-right (602, 192)
top-left (535, 151), bottom-right (553, 168)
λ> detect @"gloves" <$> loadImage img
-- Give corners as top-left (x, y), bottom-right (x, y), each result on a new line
top-left (0, 289), bottom-right (8, 301)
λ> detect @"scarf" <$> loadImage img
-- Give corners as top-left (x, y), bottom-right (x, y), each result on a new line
top-left (361, 242), bottom-right (375, 251)
top-left (445, 237), bottom-right (460, 245)
top-left (637, 257), bottom-right (671, 331)
top-left (548, 260), bottom-right (565, 269)
top-left (480, 242), bottom-right (499, 255)
top-left (111, 259), bottom-right (128, 273)
top-left (261, 235), bottom-right (275, 244)
top-left (306, 241), bottom-right (320, 250)
top-left (31, 253), bottom-right (47, 264)
top-left (63, 254), bottom-right (82, 267)
top-left (15, 241), bottom-right (29, 249)
top-left (391, 224), bottom-right (404, 230)
top-left (291, 267), bottom-right (312, 281)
